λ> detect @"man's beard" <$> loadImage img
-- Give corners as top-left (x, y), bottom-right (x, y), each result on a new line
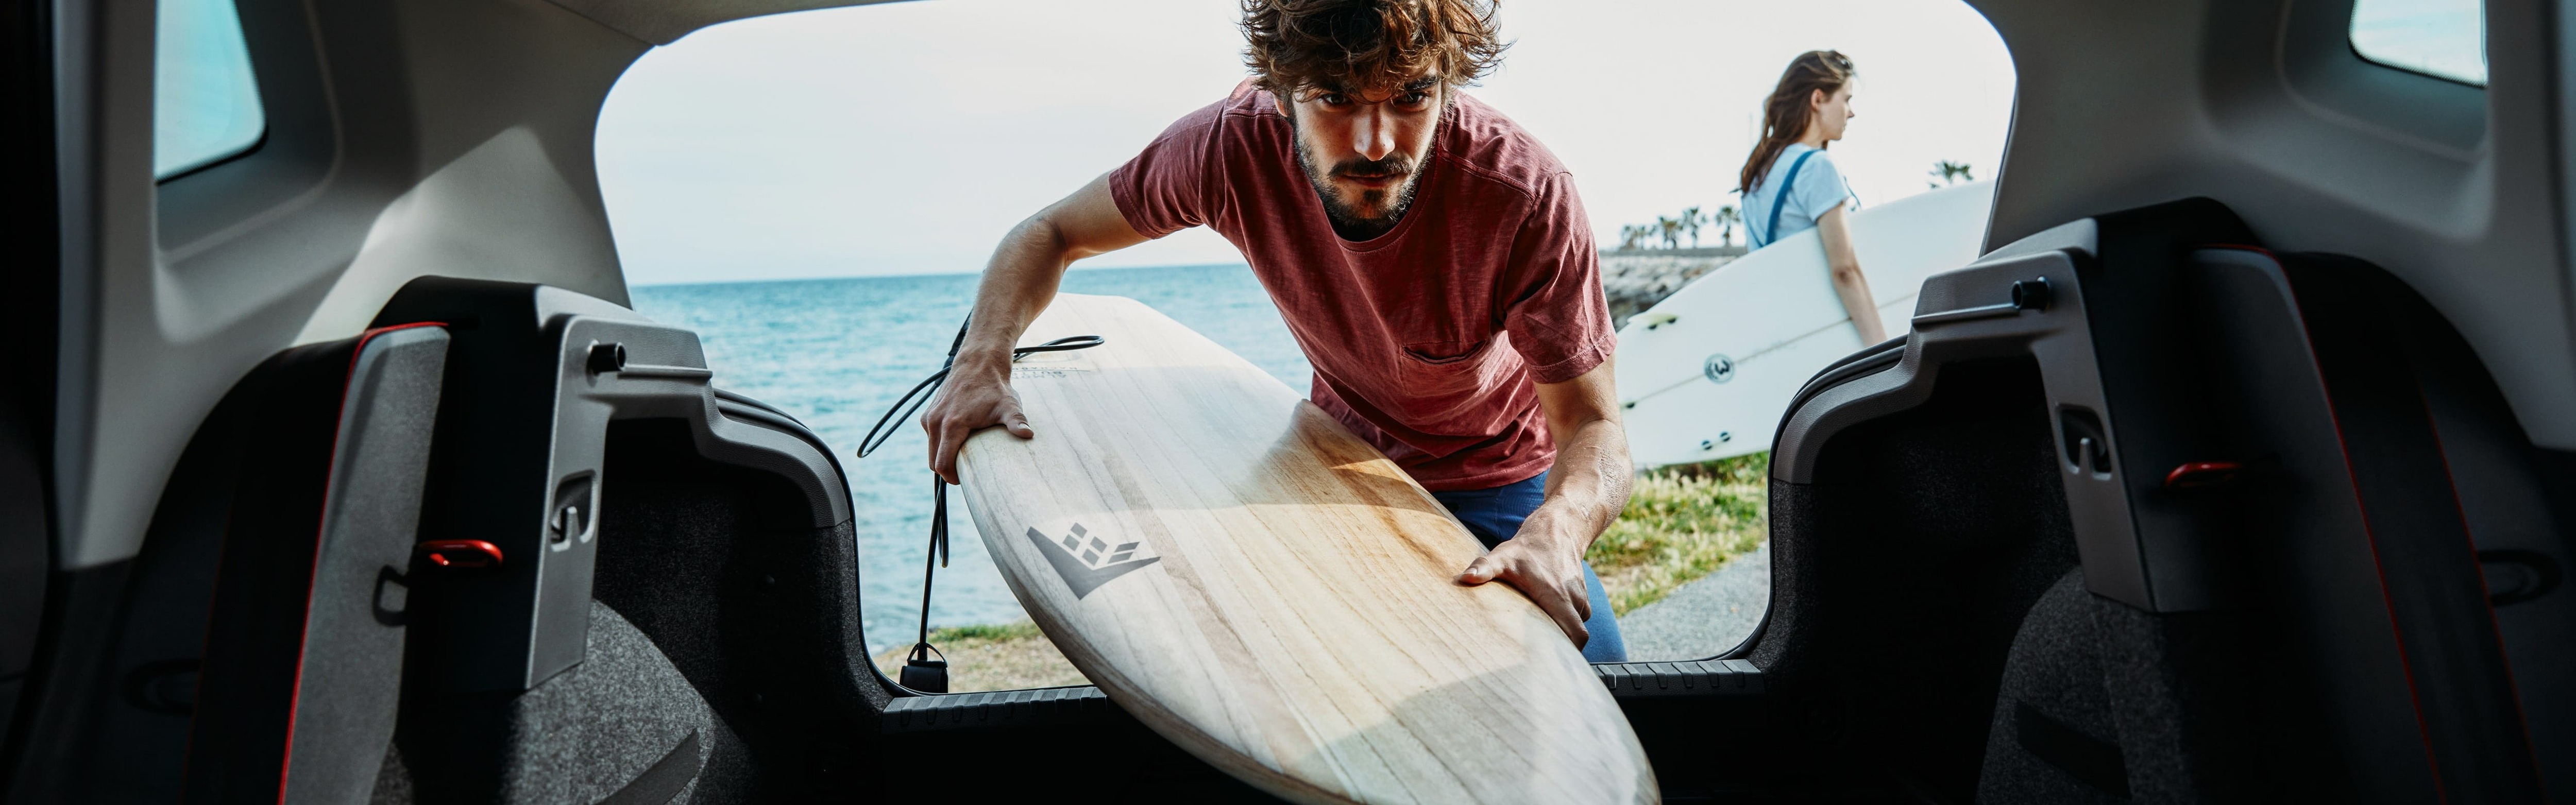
top-left (1292, 126), bottom-right (1423, 242)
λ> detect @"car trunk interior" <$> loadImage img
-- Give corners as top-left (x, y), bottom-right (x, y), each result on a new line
top-left (7, 0), bottom-right (2574, 802)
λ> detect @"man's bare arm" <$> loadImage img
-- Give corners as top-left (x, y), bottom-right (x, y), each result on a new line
top-left (1456, 357), bottom-right (1633, 646)
top-left (1815, 205), bottom-right (1888, 344)
top-left (922, 174), bottom-right (1149, 483)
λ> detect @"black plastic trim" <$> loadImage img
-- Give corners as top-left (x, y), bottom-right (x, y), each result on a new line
top-left (879, 686), bottom-right (1118, 734)
top-left (1593, 659), bottom-right (1766, 698)
top-left (713, 388), bottom-right (805, 428)
top-left (882, 659), bottom-right (1769, 735)
top-left (1775, 338), bottom-right (1907, 451)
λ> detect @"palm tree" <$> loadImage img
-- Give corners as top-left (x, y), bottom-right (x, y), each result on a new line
top-left (1618, 224), bottom-right (1654, 251)
top-left (1927, 160), bottom-right (1976, 187)
top-left (1681, 205), bottom-right (1706, 248)
top-left (1713, 204), bottom-right (1742, 247)
top-left (1656, 216), bottom-right (1683, 250)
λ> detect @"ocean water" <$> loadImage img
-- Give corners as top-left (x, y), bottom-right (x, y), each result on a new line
top-left (631, 264), bottom-right (1310, 654)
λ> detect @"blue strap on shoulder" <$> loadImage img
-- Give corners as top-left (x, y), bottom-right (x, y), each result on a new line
top-left (1759, 148), bottom-right (1820, 247)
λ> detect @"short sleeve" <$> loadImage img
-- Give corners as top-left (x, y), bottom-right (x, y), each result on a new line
top-left (1107, 100), bottom-right (1229, 239)
top-left (1501, 174), bottom-right (1618, 384)
top-left (1794, 152), bottom-right (1854, 224)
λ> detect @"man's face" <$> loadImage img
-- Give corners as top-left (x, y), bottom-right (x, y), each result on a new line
top-left (1282, 74), bottom-right (1444, 239)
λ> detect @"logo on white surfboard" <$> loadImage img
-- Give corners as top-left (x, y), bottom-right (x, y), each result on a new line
top-left (1026, 523), bottom-right (1160, 599)
top-left (1703, 353), bottom-right (1736, 384)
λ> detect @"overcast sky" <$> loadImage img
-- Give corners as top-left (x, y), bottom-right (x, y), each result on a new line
top-left (596, 0), bottom-right (2017, 285)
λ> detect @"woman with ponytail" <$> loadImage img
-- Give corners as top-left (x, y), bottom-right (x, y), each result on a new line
top-left (1739, 50), bottom-right (1886, 344)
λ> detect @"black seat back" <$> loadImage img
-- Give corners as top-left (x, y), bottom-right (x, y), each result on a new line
top-left (183, 322), bottom-right (448, 802)
top-left (74, 278), bottom-right (888, 804)
top-left (1757, 199), bottom-right (2566, 802)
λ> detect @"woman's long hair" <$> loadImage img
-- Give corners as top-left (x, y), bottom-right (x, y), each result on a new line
top-left (1738, 50), bottom-right (1856, 194)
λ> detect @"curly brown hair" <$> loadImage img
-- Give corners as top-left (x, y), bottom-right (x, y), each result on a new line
top-left (1241, 0), bottom-right (1507, 99)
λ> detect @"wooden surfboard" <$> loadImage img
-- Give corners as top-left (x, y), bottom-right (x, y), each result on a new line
top-left (956, 294), bottom-right (1657, 805)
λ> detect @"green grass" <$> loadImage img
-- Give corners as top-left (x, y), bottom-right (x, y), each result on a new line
top-left (926, 621), bottom-right (1047, 642)
top-left (879, 620), bottom-right (1088, 692)
top-left (1586, 453), bottom-right (1770, 615)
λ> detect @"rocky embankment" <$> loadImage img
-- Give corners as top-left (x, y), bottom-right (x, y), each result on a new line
top-left (1600, 246), bottom-right (1743, 329)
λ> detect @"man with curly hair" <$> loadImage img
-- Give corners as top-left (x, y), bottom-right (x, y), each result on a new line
top-left (922, 0), bottom-right (1631, 661)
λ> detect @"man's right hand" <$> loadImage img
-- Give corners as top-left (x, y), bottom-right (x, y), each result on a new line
top-left (922, 172), bottom-right (1148, 484)
top-left (922, 353), bottom-right (1035, 484)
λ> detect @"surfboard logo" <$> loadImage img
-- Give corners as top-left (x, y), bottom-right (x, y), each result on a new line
top-left (1703, 353), bottom-right (1737, 384)
top-left (1026, 523), bottom-right (1160, 599)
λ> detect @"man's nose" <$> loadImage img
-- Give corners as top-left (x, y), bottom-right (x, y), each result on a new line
top-left (1351, 106), bottom-right (1397, 161)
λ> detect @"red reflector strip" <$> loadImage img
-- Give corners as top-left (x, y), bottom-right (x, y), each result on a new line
top-left (2163, 460), bottom-right (2244, 490)
top-left (419, 539), bottom-right (503, 569)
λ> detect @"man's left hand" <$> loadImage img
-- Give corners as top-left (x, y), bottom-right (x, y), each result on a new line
top-left (1457, 507), bottom-right (1592, 648)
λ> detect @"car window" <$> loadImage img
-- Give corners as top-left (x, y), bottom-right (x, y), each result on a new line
top-left (2350, 0), bottom-right (2486, 86)
top-left (155, 0), bottom-right (265, 179)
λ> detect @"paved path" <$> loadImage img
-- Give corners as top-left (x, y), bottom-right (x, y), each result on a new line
top-left (1615, 541), bottom-right (1770, 662)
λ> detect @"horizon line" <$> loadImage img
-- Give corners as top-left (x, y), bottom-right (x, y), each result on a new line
top-left (630, 260), bottom-right (1255, 289)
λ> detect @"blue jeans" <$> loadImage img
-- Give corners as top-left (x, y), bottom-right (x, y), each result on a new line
top-left (1429, 471), bottom-right (1628, 663)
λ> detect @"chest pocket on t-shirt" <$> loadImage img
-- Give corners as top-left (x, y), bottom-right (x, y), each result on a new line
top-left (1396, 338), bottom-right (1503, 423)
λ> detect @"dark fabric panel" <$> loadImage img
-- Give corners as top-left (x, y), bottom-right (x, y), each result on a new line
top-left (598, 729), bottom-right (703, 805)
top-left (593, 418), bottom-right (876, 801)
top-left (2089, 594), bottom-right (2261, 802)
top-left (1980, 571), bottom-right (2127, 804)
top-left (395, 601), bottom-right (718, 803)
top-left (1753, 356), bottom-right (2080, 799)
top-left (1982, 572), bottom-right (2270, 804)
top-left (368, 741), bottom-right (411, 803)
top-left (2017, 703), bottom-right (2128, 798)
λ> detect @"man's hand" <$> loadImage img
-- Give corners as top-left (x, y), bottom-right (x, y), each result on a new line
top-left (1455, 357), bottom-right (1631, 648)
top-left (919, 173), bottom-right (1148, 484)
top-left (921, 354), bottom-right (1031, 484)
top-left (1457, 507), bottom-right (1594, 647)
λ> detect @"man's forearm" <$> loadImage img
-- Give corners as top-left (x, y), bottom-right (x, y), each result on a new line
top-left (956, 217), bottom-right (1078, 373)
top-left (957, 175), bottom-right (1146, 372)
top-left (918, 175), bottom-right (1148, 481)
top-left (1535, 415), bottom-right (1633, 550)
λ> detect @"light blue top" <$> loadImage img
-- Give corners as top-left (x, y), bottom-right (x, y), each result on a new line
top-left (1742, 143), bottom-right (1856, 249)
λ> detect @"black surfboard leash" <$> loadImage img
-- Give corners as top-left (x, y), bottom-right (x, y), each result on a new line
top-left (856, 313), bottom-right (1102, 693)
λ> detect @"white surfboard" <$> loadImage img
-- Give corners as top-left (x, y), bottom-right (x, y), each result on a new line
top-left (1615, 181), bottom-right (1994, 468)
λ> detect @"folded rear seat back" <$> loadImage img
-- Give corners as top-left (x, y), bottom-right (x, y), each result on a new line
top-left (2354, 253), bottom-right (2576, 801)
top-left (1761, 198), bottom-right (2557, 802)
top-left (181, 323), bottom-right (449, 803)
top-left (2264, 251), bottom-right (2552, 802)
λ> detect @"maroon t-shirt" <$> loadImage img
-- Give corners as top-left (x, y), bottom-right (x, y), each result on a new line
top-left (1108, 81), bottom-right (1614, 491)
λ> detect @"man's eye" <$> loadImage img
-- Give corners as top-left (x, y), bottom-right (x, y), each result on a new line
top-left (1320, 93), bottom-right (1350, 106)
top-left (1399, 92), bottom-right (1431, 106)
